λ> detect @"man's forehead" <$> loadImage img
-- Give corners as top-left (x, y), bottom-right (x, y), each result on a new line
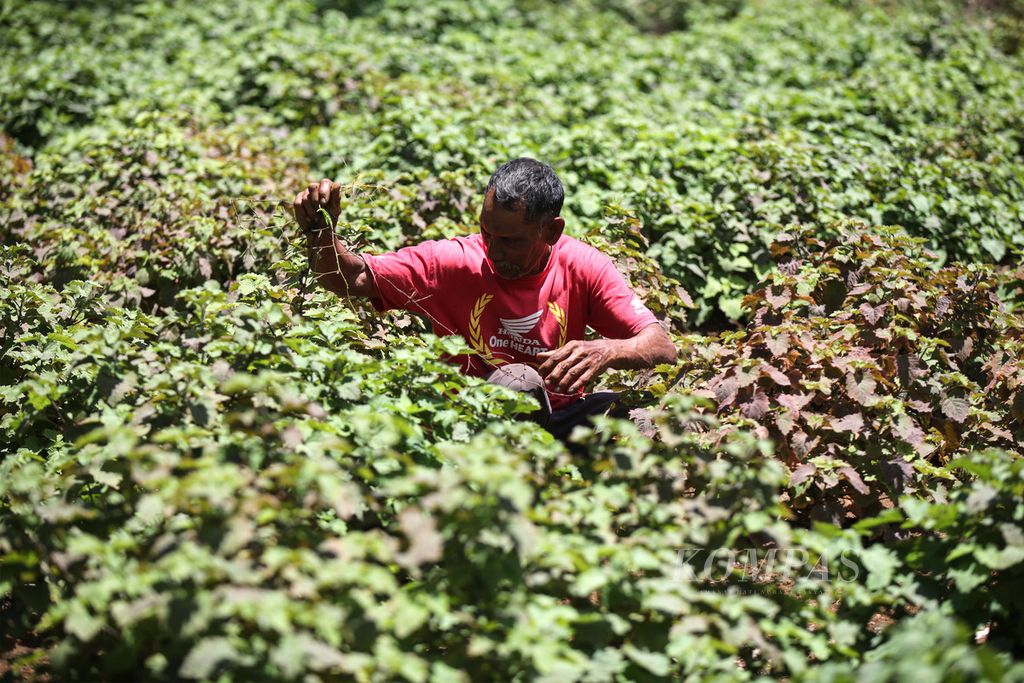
top-left (481, 188), bottom-right (532, 223)
top-left (482, 187), bottom-right (518, 212)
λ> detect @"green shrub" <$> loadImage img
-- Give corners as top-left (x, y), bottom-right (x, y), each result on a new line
top-left (5, 112), bottom-right (306, 305)
top-left (2, 0), bottom-right (1024, 678)
top-left (804, 609), bottom-right (1024, 682)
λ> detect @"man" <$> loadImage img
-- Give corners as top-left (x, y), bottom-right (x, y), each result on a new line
top-left (292, 158), bottom-right (676, 439)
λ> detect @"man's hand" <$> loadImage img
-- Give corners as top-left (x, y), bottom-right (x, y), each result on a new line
top-left (291, 178), bottom-right (378, 299)
top-left (536, 323), bottom-right (677, 395)
top-left (293, 178), bottom-right (342, 234)
top-left (536, 339), bottom-right (617, 394)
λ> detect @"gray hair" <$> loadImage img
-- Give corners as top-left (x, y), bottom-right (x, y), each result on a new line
top-left (485, 157), bottom-right (564, 224)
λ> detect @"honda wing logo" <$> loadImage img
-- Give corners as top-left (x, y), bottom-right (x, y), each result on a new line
top-left (499, 309), bottom-right (543, 339)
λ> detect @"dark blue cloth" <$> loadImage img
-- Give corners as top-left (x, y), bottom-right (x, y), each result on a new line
top-left (485, 363), bottom-right (624, 442)
top-left (544, 391), bottom-right (622, 441)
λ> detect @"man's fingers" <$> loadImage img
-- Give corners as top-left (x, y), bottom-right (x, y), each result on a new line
top-left (554, 356), bottom-right (592, 394)
top-left (318, 179), bottom-right (333, 210)
top-left (545, 358), bottom-right (570, 390)
top-left (540, 352), bottom-right (576, 387)
top-left (302, 179), bottom-right (338, 229)
top-left (539, 340), bottom-right (610, 393)
top-left (537, 343), bottom-right (574, 375)
top-left (537, 352), bottom-right (567, 380)
top-left (294, 189), bottom-right (313, 228)
top-left (545, 349), bottom-right (584, 389)
top-left (567, 365), bottom-right (598, 394)
top-left (295, 179), bottom-right (352, 239)
top-left (329, 181), bottom-right (342, 218)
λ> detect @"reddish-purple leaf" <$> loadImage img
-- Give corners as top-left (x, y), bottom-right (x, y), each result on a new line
top-left (776, 409), bottom-right (797, 435)
top-left (778, 393), bottom-right (814, 413)
top-left (980, 422), bottom-right (1013, 442)
top-left (765, 286), bottom-right (791, 309)
top-left (906, 398), bottom-right (932, 414)
top-left (846, 372), bottom-right (878, 407)
top-left (712, 375), bottom-right (739, 407)
top-left (796, 333), bottom-right (816, 354)
top-left (897, 354), bottom-right (927, 386)
top-left (693, 388), bottom-right (717, 401)
top-left (952, 336), bottom-right (974, 362)
top-left (983, 355), bottom-right (1012, 386)
top-left (940, 396), bottom-right (970, 423)
top-left (735, 367), bottom-right (759, 389)
top-left (848, 282), bottom-right (872, 297)
top-left (820, 475), bottom-right (843, 492)
top-left (741, 389), bottom-right (771, 420)
top-left (791, 431), bottom-right (820, 458)
top-left (829, 347), bottom-right (873, 374)
top-left (830, 412), bottom-right (865, 434)
top-left (765, 333), bottom-right (791, 358)
top-left (893, 414), bottom-right (927, 451)
top-left (760, 363), bottom-right (791, 387)
top-left (627, 407), bottom-right (658, 439)
top-left (859, 302), bottom-right (886, 326)
top-left (839, 466), bottom-right (870, 495)
top-left (790, 462), bottom-right (816, 486)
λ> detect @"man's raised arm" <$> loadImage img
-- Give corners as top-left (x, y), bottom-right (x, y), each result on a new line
top-left (292, 178), bottom-right (378, 299)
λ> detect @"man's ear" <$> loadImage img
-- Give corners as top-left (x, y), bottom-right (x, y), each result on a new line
top-left (543, 216), bottom-right (565, 245)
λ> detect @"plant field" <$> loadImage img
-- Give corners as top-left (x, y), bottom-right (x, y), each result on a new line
top-left (2, 0), bottom-right (1024, 680)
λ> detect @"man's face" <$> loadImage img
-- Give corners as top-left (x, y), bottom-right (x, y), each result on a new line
top-left (479, 189), bottom-right (561, 279)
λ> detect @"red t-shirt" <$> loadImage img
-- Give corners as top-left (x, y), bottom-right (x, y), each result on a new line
top-left (362, 233), bottom-right (658, 410)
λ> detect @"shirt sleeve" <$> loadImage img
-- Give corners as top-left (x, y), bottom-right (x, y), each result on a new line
top-left (586, 254), bottom-right (659, 339)
top-left (361, 241), bottom-right (440, 315)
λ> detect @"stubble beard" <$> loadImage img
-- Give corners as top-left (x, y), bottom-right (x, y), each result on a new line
top-left (494, 260), bottom-right (525, 279)
top-left (492, 245), bottom-right (550, 280)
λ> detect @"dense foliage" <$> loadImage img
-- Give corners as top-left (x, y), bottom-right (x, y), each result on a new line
top-left (678, 224), bottom-right (1024, 522)
top-left (2, 0), bottom-right (1023, 680)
